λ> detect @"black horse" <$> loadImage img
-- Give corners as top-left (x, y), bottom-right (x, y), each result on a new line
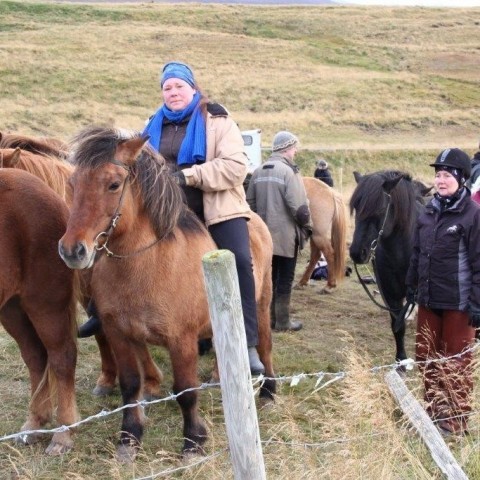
top-left (349, 170), bottom-right (424, 364)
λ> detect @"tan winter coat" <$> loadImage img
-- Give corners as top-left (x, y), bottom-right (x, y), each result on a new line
top-left (181, 110), bottom-right (251, 227)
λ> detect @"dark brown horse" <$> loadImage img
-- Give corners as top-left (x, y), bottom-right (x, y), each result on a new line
top-left (58, 126), bottom-right (275, 461)
top-left (0, 168), bottom-right (79, 454)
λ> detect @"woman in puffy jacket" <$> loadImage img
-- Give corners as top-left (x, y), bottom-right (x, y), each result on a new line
top-left (406, 148), bottom-right (480, 436)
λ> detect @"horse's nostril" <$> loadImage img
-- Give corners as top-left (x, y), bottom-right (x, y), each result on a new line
top-left (76, 242), bottom-right (86, 260)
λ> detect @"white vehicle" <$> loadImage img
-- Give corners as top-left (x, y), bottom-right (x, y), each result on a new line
top-left (241, 129), bottom-right (262, 174)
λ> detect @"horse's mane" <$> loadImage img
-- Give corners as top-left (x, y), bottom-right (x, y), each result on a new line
top-left (0, 132), bottom-right (68, 159)
top-left (0, 148), bottom-right (73, 200)
top-left (70, 126), bottom-right (204, 239)
top-left (350, 170), bottom-right (417, 233)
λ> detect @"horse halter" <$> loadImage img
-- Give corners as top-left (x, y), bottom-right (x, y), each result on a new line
top-left (93, 159), bottom-right (164, 259)
top-left (354, 191), bottom-right (393, 310)
top-left (93, 159), bottom-right (131, 257)
top-left (368, 191), bottom-right (392, 263)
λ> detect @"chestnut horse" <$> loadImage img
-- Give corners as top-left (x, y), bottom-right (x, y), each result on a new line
top-left (58, 126), bottom-right (275, 461)
top-left (297, 177), bottom-right (348, 291)
top-left (0, 168), bottom-right (79, 454)
top-left (0, 145), bottom-right (165, 399)
top-left (0, 130), bottom-right (68, 158)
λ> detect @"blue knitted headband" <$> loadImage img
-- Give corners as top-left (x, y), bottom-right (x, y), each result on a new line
top-left (161, 61), bottom-right (195, 88)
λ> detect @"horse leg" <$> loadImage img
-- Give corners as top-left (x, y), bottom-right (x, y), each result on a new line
top-left (138, 345), bottom-right (163, 401)
top-left (296, 239), bottom-right (321, 287)
top-left (391, 309), bottom-right (407, 366)
top-left (320, 241), bottom-right (337, 291)
top-left (169, 335), bottom-right (207, 456)
top-left (92, 331), bottom-right (118, 396)
top-left (102, 332), bottom-right (145, 463)
top-left (255, 283), bottom-right (276, 404)
top-left (1, 299), bottom-right (51, 445)
top-left (26, 305), bottom-right (79, 455)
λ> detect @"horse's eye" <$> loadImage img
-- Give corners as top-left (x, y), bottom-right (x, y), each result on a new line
top-left (109, 182), bottom-right (121, 192)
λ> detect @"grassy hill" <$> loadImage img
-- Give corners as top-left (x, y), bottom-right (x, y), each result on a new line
top-left (1, 0), bottom-right (479, 185)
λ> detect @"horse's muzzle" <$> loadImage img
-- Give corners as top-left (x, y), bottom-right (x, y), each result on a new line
top-left (58, 239), bottom-right (96, 269)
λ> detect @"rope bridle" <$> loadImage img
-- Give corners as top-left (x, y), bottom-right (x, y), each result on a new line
top-left (92, 159), bottom-right (163, 259)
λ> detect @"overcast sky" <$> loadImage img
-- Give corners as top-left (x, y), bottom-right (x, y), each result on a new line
top-left (336, 0), bottom-right (480, 5)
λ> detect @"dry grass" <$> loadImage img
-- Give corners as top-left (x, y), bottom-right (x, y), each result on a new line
top-left (1, 1), bottom-right (480, 478)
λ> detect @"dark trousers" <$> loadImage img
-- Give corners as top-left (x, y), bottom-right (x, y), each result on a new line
top-left (272, 253), bottom-right (297, 296)
top-left (209, 218), bottom-right (259, 347)
top-left (416, 306), bottom-right (475, 425)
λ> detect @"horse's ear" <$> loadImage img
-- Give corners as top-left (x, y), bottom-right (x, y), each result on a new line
top-left (353, 171), bottom-right (363, 184)
top-left (11, 147), bottom-right (22, 166)
top-left (117, 136), bottom-right (149, 167)
top-left (383, 174), bottom-right (404, 194)
top-left (421, 186), bottom-right (434, 196)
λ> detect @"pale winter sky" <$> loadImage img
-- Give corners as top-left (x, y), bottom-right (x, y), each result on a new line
top-left (336, 0), bottom-right (480, 6)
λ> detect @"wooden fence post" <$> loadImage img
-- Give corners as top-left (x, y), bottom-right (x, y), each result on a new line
top-left (202, 249), bottom-right (266, 480)
top-left (385, 369), bottom-right (468, 480)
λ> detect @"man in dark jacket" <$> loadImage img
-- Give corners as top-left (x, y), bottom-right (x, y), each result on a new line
top-left (406, 148), bottom-right (480, 436)
top-left (466, 140), bottom-right (480, 189)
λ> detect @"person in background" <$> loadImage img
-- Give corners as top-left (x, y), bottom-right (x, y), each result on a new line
top-left (246, 131), bottom-right (311, 332)
top-left (313, 158), bottom-right (333, 187)
top-left (406, 148), bottom-right (480, 436)
top-left (466, 138), bottom-right (480, 189)
top-left (80, 61), bottom-right (265, 376)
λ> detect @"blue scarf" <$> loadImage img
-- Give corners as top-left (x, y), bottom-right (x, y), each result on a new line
top-left (142, 92), bottom-right (206, 166)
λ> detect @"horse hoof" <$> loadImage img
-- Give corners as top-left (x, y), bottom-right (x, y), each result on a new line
top-left (92, 384), bottom-right (115, 396)
top-left (143, 391), bottom-right (161, 402)
top-left (116, 444), bottom-right (137, 463)
top-left (45, 440), bottom-right (73, 455)
top-left (258, 396), bottom-right (275, 409)
top-left (321, 286), bottom-right (335, 294)
top-left (182, 449), bottom-right (205, 463)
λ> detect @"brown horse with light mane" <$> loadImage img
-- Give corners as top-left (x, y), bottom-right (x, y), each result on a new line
top-left (58, 126), bottom-right (275, 461)
top-left (297, 177), bottom-right (348, 291)
top-left (0, 168), bottom-right (79, 455)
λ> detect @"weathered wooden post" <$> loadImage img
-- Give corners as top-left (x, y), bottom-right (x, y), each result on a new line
top-left (385, 369), bottom-right (468, 480)
top-left (202, 249), bottom-right (266, 480)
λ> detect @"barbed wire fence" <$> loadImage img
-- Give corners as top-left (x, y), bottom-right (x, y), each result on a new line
top-left (1, 343), bottom-right (478, 479)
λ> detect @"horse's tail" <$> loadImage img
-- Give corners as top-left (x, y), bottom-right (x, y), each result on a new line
top-left (330, 190), bottom-right (348, 284)
top-left (29, 363), bottom-right (58, 417)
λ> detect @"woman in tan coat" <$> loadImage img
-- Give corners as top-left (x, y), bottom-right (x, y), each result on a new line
top-left (80, 61), bottom-right (264, 375)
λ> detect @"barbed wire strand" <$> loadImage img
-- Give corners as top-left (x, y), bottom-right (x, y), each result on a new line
top-left (0, 342), bottom-right (478, 444)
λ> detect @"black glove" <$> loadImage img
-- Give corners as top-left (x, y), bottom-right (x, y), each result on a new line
top-left (468, 304), bottom-right (480, 328)
top-left (294, 204), bottom-right (310, 227)
top-left (172, 170), bottom-right (186, 186)
top-left (406, 286), bottom-right (417, 305)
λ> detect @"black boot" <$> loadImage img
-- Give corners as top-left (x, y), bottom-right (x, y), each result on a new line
top-left (274, 293), bottom-right (303, 332)
top-left (78, 301), bottom-right (102, 338)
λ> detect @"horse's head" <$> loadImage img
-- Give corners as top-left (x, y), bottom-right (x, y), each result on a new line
top-left (58, 127), bottom-right (148, 269)
top-left (349, 170), bottom-right (411, 264)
